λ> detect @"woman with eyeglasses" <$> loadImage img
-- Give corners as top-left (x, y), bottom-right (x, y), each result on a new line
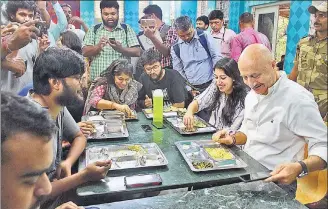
top-left (84, 59), bottom-right (142, 117)
top-left (183, 57), bottom-right (249, 132)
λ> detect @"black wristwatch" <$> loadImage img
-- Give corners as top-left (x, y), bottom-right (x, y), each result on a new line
top-left (297, 161), bottom-right (308, 178)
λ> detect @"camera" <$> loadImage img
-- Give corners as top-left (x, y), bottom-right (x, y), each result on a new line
top-left (35, 22), bottom-right (48, 37)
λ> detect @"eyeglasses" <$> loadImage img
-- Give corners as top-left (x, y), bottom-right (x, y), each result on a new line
top-left (145, 64), bottom-right (161, 73)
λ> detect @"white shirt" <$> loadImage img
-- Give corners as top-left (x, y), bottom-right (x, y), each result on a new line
top-left (240, 71), bottom-right (327, 170)
top-left (1, 39), bottom-right (38, 93)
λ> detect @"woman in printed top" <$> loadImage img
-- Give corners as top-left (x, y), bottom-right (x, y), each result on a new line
top-left (183, 57), bottom-right (249, 132)
top-left (84, 59), bottom-right (143, 117)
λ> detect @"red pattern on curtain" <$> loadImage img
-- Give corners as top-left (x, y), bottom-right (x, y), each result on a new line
top-left (47, 0), bottom-right (80, 28)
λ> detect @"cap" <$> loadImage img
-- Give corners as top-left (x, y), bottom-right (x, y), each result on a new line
top-left (308, 1), bottom-right (327, 14)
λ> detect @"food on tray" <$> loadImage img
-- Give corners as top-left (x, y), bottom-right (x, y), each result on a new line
top-left (87, 143), bottom-right (167, 169)
top-left (126, 112), bottom-right (137, 119)
top-left (127, 145), bottom-right (144, 153)
top-left (126, 113), bottom-right (137, 119)
top-left (205, 148), bottom-right (234, 160)
top-left (183, 126), bottom-right (197, 132)
top-left (181, 119), bottom-right (207, 132)
top-left (177, 108), bottom-right (187, 116)
top-left (192, 161), bottom-right (213, 169)
top-left (144, 106), bottom-right (186, 114)
top-left (144, 109), bottom-right (153, 114)
top-left (194, 119), bottom-right (207, 128)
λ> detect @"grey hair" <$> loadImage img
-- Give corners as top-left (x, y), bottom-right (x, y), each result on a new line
top-left (174, 16), bottom-right (193, 31)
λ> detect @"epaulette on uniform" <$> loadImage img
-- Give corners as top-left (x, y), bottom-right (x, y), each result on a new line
top-left (299, 35), bottom-right (311, 44)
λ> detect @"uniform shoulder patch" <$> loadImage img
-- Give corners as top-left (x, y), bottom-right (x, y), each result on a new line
top-left (299, 35), bottom-right (311, 45)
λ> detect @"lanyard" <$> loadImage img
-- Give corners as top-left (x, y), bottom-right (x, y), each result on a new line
top-left (213, 27), bottom-right (226, 43)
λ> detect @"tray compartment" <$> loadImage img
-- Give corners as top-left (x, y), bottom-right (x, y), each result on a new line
top-left (165, 116), bottom-right (216, 135)
top-left (175, 140), bottom-right (247, 172)
top-left (85, 143), bottom-right (168, 171)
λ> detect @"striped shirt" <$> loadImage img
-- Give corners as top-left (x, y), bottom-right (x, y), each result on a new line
top-left (83, 23), bottom-right (140, 80)
top-left (158, 24), bottom-right (179, 68)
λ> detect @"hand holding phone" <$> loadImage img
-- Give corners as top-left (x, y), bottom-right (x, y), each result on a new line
top-left (35, 21), bottom-right (48, 37)
top-left (108, 37), bottom-right (116, 44)
top-left (141, 19), bottom-right (156, 29)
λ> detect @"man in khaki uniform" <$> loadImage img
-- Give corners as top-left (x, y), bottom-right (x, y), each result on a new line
top-left (289, 1), bottom-right (327, 120)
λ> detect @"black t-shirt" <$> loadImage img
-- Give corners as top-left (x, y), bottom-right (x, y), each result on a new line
top-left (276, 60), bottom-right (284, 71)
top-left (138, 69), bottom-right (188, 108)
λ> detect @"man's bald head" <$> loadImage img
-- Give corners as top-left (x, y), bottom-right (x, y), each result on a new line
top-left (238, 44), bottom-right (278, 95)
top-left (240, 44), bottom-right (273, 64)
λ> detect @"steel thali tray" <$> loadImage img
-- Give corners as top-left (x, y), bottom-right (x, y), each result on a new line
top-left (142, 108), bottom-right (177, 119)
top-left (84, 109), bottom-right (138, 121)
top-left (165, 115), bottom-right (216, 135)
top-left (81, 116), bottom-right (129, 140)
top-left (175, 140), bottom-right (247, 172)
top-left (86, 143), bottom-right (168, 171)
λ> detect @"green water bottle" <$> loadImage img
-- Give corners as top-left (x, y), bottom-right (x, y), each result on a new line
top-left (152, 89), bottom-right (163, 128)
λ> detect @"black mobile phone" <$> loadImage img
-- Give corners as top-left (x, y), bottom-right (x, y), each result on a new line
top-left (124, 174), bottom-right (162, 188)
top-left (108, 38), bottom-right (116, 43)
top-left (141, 124), bottom-right (152, 132)
top-left (239, 171), bottom-right (271, 183)
top-left (35, 22), bottom-right (47, 37)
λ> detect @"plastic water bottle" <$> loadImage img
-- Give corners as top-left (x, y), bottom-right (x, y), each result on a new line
top-left (152, 89), bottom-right (163, 128)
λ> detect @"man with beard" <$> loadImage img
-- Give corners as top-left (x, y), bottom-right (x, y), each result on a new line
top-left (83, 0), bottom-right (141, 81)
top-left (1, 93), bottom-right (98, 209)
top-left (27, 47), bottom-right (111, 207)
top-left (289, 1), bottom-right (327, 121)
top-left (137, 48), bottom-right (188, 109)
top-left (1, 1), bottom-right (40, 93)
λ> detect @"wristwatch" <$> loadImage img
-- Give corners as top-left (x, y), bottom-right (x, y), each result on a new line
top-left (297, 161), bottom-right (308, 178)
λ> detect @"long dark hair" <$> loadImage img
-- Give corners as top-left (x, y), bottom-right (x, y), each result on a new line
top-left (61, 31), bottom-right (82, 54)
top-left (100, 59), bottom-right (133, 86)
top-left (209, 58), bottom-right (249, 127)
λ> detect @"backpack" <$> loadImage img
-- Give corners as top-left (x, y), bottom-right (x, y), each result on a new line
top-left (92, 23), bottom-right (128, 45)
top-left (173, 29), bottom-right (211, 59)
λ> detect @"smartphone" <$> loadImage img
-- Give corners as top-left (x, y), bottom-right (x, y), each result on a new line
top-left (141, 124), bottom-right (152, 132)
top-left (35, 22), bottom-right (48, 37)
top-left (239, 171), bottom-right (271, 183)
top-left (124, 174), bottom-right (162, 188)
top-left (108, 37), bottom-right (116, 41)
top-left (140, 19), bottom-right (156, 28)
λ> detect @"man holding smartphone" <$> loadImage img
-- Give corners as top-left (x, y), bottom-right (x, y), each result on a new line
top-left (83, 0), bottom-right (141, 81)
top-left (1, 1), bottom-right (44, 93)
top-left (142, 4), bottom-right (179, 69)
